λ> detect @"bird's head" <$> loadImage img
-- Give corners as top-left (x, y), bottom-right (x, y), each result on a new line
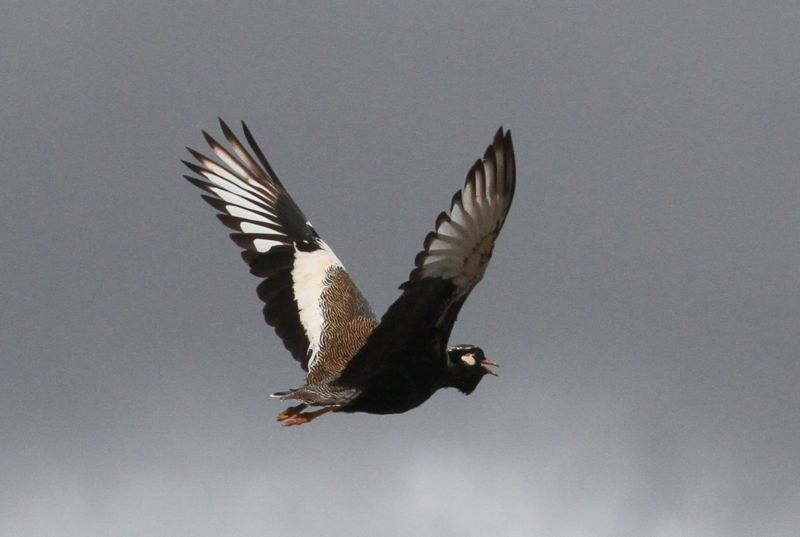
top-left (445, 344), bottom-right (498, 395)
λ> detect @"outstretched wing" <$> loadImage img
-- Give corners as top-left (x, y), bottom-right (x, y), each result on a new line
top-left (404, 127), bottom-right (515, 311)
top-left (340, 127), bottom-right (515, 382)
top-left (183, 120), bottom-right (378, 384)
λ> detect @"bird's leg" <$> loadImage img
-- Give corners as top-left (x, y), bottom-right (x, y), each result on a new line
top-left (281, 406), bottom-right (339, 427)
top-left (276, 403), bottom-right (308, 422)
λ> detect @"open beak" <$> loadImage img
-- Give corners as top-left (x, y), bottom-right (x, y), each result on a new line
top-left (481, 358), bottom-right (499, 376)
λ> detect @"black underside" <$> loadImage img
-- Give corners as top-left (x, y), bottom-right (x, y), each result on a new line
top-left (337, 278), bottom-right (459, 382)
top-left (341, 349), bottom-right (447, 414)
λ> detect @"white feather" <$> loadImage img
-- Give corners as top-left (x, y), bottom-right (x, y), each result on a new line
top-left (239, 222), bottom-right (281, 235)
top-left (226, 205), bottom-right (272, 222)
top-left (292, 243), bottom-right (343, 368)
top-left (252, 238), bottom-right (285, 252)
top-left (417, 152), bottom-right (510, 287)
top-left (199, 158), bottom-right (256, 193)
top-left (208, 186), bottom-right (265, 213)
top-left (210, 145), bottom-right (251, 179)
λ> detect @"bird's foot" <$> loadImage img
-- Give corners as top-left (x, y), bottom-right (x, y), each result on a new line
top-left (279, 406), bottom-right (338, 427)
top-left (276, 403), bottom-right (308, 422)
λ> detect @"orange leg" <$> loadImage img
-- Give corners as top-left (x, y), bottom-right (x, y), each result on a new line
top-left (276, 403), bottom-right (308, 422)
top-left (281, 406), bottom-right (338, 427)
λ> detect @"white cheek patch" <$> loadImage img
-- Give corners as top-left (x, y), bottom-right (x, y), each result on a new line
top-left (460, 353), bottom-right (476, 366)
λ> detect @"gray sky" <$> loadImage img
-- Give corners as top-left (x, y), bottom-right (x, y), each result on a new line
top-left (2, 1), bottom-right (799, 536)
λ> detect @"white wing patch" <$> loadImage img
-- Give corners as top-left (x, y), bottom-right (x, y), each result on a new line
top-left (292, 242), bottom-right (343, 369)
top-left (185, 120), bottom-right (380, 378)
top-left (186, 144), bottom-right (290, 256)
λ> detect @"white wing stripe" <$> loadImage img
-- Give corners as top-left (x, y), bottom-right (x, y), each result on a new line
top-left (253, 238), bottom-right (286, 252)
top-left (198, 157), bottom-right (254, 191)
top-left (226, 204), bottom-right (272, 222)
top-left (207, 147), bottom-right (278, 199)
top-left (196, 158), bottom-right (278, 200)
top-left (208, 186), bottom-right (265, 213)
top-left (201, 170), bottom-right (268, 206)
top-left (221, 131), bottom-right (263, 175)
top-left (240, 222), bottom-right (283, 235)
top-left (292, 244), bottom-right (343, 369)
top-left (208, 142), bottom-right (252, 180)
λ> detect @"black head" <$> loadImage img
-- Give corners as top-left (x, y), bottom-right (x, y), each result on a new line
top-left (444, 344), bottom-right (498, 395)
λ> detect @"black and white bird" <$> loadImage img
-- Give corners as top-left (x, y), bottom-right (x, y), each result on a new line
top-left (183, 120), bottom-right (515, 426)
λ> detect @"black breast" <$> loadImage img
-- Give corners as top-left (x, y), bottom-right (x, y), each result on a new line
top-left (342, 351), bottom-right (446, 415)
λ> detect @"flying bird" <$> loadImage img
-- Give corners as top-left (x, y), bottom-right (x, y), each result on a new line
top-left (183, 120), bottom-right (515, 426)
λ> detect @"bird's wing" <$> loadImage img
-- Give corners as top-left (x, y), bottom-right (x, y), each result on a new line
top-left (340, 127), bottom-right (515, 383)
top-left (183, 120), bottom-right (378, 384)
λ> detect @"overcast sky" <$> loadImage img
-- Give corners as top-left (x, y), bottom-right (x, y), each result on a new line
top-left (2, 2), bottom-right (799, 536)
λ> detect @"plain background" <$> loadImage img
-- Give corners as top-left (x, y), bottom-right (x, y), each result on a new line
top-left (2, 2), bottom-right (798, 536)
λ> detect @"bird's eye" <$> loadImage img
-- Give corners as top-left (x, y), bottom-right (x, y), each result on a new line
top-left (460, 353), bottom-right (476, 366)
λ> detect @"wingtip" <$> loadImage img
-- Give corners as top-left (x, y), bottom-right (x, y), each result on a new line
top-left (218, 117), bottom-right (233, 135)
top-left (186, 146), bottom-right (207, 164)
top-left (240, 120), bottom-right (281, 182)
top-left (182, 158), bottom-right (206, 175)
top-left (202, 129), bottom-right (219, 149)
top-left (184, 174), bottom-right (211, 191)
top-left (493, 126), bottom-right (505, 145)
top-left (240, 120), bottom-right (253, 139)
top-left (491, 126), bottom-right (512, 147)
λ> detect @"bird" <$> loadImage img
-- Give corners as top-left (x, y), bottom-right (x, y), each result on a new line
top-left (183, 120), bottom-right (515, 426)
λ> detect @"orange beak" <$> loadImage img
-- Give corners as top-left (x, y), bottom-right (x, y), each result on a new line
top-left (481, 358), bottom-right (499, 376)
